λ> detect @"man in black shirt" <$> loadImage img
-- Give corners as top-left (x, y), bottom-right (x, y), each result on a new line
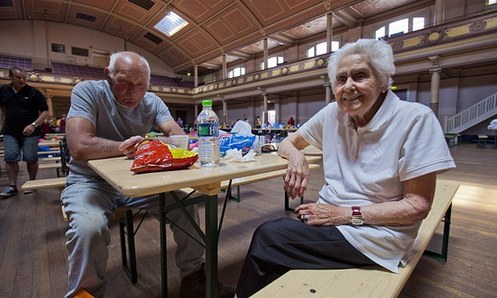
top-left (0, 67), bottom-right (49, 198)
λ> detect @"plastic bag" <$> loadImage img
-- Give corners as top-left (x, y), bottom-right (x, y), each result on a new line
top-left (219, 133), bottom-right (256, 156)
top-left (130, 139), bottom-right (198, 173)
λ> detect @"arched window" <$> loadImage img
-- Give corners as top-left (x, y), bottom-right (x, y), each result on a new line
top-left (307, 41), bottom-right (339, 58)
top-left (228, 67), bottom-right (246, 78)
top-left (375, 17), bottom-right (425, 39)
top-left (261, 56), bottom-right (284, 69)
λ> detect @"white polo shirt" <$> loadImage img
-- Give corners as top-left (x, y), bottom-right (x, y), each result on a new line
top-left (299, 90), bottom-right (455, 272)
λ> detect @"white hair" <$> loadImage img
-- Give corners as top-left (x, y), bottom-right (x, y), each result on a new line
top-left (107, 51), bottom-right (151, 79)
top-left (327, 39), bottom-right (395, 93)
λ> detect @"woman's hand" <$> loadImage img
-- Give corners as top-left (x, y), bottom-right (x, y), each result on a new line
top-left (284, 153), bottom-right (309, 199)
top-left (295, 203), bottom-right (347, 226)
top-left (119, 135), bottom-right (145, 159)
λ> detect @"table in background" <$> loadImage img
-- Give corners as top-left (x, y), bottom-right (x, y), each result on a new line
top-left (89, 154), bottom-right (322, 298)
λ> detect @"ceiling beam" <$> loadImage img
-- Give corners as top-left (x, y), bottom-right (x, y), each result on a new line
top-left (270, 33), bottom-right (295, 46)
top-left (333, 9), bottom-right (357, 28)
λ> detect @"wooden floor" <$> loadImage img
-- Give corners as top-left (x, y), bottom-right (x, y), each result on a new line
top-left (0, 143), bottom-right (496, 298)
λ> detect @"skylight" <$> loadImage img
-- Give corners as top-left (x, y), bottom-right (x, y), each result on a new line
top-left (154, 11), bottom-right (188, 37)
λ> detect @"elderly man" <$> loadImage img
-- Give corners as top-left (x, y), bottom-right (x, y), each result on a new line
top-left (61, 51), bottom-right (231, 297)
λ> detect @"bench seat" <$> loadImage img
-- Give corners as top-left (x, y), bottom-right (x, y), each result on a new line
top-left (22, 177), bottom-right (66, 190)
top-left (253, 180), bottom-right (459, 298)
top-left (39, 163), bottom-right (62, 170)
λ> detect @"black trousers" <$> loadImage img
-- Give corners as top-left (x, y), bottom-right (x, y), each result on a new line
top-left (235, 217), bottom-right (375, 298)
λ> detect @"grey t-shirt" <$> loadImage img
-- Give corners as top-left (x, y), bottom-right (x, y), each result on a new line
top-left (66, 79), bottom-right (173, 178)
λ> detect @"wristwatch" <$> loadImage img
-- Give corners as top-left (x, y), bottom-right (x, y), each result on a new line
top-left (351, 206), bottom-right (364, 225)
top-left (31, 122), bottom-right (37, 127)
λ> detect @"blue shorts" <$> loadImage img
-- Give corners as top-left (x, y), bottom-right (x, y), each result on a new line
top-left (3, 134), bottom-right (40, 163)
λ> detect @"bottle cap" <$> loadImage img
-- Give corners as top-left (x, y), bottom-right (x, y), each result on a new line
top-left (202, 99), bottom-right (212, 107)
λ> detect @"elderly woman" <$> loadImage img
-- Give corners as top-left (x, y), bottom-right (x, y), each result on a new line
top-left (235, 39), bottom-right (456, 297)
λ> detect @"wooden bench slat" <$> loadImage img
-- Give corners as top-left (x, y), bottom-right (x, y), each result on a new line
top-left (39, 163), bottom-right (62, 170)
top-left (21, 177), bottom-right (67, 190)
top-left (253, 180), bottom-right (459, 298)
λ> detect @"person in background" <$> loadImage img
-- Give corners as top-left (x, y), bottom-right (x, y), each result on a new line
top-left (176, 116), bottom-right (184, 127)
top-left (0, 67), bottom-right (49, 198)
top-left (39, 118), bottom-right (52, 139)
top-left (58, 113), bottom-right (66, 132)
top-left (287, 116), bottom-right (295, 128)
top-left (61, 51), bottom-right (232, 298)
top-left (235, 39), bottom-right (456, 297)
top-left (255, 116), bottom-right (262, 128)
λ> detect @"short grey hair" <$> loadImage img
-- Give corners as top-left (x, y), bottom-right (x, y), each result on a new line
top-left (327, 39), bottom-right (395, 93)
top-left (107, 51), bottom-right (151, 78)
top-left (9, 66), bottom-right (25, 77)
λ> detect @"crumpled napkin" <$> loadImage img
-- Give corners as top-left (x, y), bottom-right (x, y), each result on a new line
top-left (224, 149), bottom-right (256, 163)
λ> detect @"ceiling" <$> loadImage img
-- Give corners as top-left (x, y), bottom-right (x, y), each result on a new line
top-left (0, 0), bottom-right (430, 75)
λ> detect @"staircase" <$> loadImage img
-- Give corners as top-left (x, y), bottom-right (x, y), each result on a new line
top-left (444, 91), bottom-right (497, 133)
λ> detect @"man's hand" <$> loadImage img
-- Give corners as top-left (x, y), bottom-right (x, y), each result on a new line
top-left (119, 136), bottom-right (145, 159)
top-left (23, 124), bottom-right (35, 136)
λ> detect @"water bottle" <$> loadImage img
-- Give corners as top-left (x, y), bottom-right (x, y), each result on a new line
top-left (197, 99), bottom-right (220, 167)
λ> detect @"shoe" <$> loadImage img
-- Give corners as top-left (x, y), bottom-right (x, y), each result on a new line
top-left (179, 264), bottom-right (235, 298)
top-left (23, 189), bottom-right (37, 195)
top-left (0, 186), bottom-right (19, 199)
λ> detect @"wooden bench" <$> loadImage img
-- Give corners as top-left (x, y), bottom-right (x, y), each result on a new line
top-left (38, 162), bottom-right (63, 177)
top-left (22, 177), bottom-right (67, 190)
top-left (253, 180), bottom-right (459, 298)
top-left (41, 156), bottom-right (61, 162)
top-left (39, 163), bottom-right (62, 169)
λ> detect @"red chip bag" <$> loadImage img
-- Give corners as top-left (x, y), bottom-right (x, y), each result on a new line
top-left (130, 139), bottom-right (198, 173)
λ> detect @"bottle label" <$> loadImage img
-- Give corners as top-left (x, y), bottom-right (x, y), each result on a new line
top-left (198, 122), bottom-right (218, 137)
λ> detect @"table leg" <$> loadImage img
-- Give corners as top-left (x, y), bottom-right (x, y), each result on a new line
top-left (205, 194), bottom-right (219, 298)
top-left (159, 193), bottom-right (168, 298)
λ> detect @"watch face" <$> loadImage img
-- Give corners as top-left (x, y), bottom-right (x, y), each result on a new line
top-left (351, 217), bottom-right (364, 225)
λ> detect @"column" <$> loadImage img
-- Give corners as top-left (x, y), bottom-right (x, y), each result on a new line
top-left (263, 37), bottom-right (268, 70)
top-left (321, 75), bottom-right (332, 105)
top-left (44, 93), bottom-right (54, 116)
top-left (194, 104), bottom-right (199, 120)
top-left (263, 93), bottom-right (268, 125)
top-left (326, 12), bottom-right (333, 53)
top-left (222, 54), bottom-right (227, 80)
top-left (429, 56), bottom-right (441, 116)
top-left (222, 98), bottom-right (228, 126)
top-left (194, 65), bottom-right (198, 87)
top-left (434, 0), bottom-right (444, 25)
top-left (258, 87), bottom-right (268, 124)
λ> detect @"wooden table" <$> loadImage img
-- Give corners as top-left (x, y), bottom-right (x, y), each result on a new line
top-left (301, 145), bottom-right (322, 156)
top-left (88, 153), bottom-right (322, 298)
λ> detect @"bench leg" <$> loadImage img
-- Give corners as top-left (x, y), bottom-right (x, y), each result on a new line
top-left (226, 185), bottom-right (241, 202)
top-left (284, 191), bottom-right (304, 212)
top-left (423, 203), bottom-right (452, 262)
top-left (120, 209), bottom-right (138, 284)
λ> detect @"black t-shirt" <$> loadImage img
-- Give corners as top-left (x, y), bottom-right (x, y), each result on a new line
top-left (0, 83), bottom-right (49, 138)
